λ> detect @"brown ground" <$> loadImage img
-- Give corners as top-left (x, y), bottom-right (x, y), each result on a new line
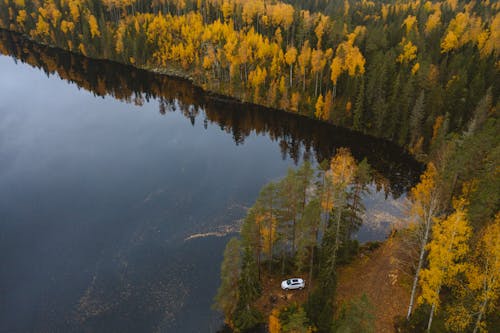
top-left (335, 235), bottom-right (411, 332)
top-left (253, 235), bottom-right (411, 331)
top-left (254, 272), bottom-right (310, 316)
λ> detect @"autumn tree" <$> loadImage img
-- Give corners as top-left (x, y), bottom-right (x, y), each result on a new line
top-left (255, 182), bottom-right (279, 271)
top-left (469, 213), bottom-right (500, 333)
top-left (213, 237), bottom-right (241, 328)
top-left (298, 40), bottom-right (311, 92)
top-left (325, 148), bottom-right (357, 274)
top-left (448, 213), bottom-right (500, 332)
top-left (418, 197), bottom-right (471, 332)
top-left (406, 162), bottom-right (441, 319)
top-left (285, 46), bottom-right (297, 88)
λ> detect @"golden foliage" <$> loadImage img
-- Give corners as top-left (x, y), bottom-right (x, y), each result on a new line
top-left (269, 308), bottom-right (281, 333)
top-left (249, 66), bottom-right (267, 100)
top-left (291, 92), bottom-right (300, 112)
top-left (479, 13), bottom-right (500, 57)
top-left (284, 46), bottom-right (297, 65)
top-left (418, 197), bottom-right (471, 310)
top-left (410, 162), bottom-right (438, 223)
top-left (381, 4), bottom-right (388, 21)
top-left (221, 0), bottom-right (233, 22)
top-left (32, 16), bottom-right (50, 38)
top-left (323, 90), bottom-right (333, 121)
top-left (258, 212), bottom-right (277, 256)
top-left (411, 62), bottom-right (420, 75)
top-left (431, 115), bottom-right (444, 144)
top-left (298, 40), bottom-right (311, 76)
top-left (68, 1), bottom-right (80, 22)
top-left (330, 32), bottom-right (366, 85)
top-left (16, 9), bottom-right (26, 28)
top-left (441, 30), bottom-right (459, 53)
top-left (461, 213), bottom-right (500, 332)
top-left (267, 3), bottom-right (294, 30)
top-left (314, 93), bottom-right (324, 119)
top-left (88, 14), bottom-right (100, 38)
top-left (60, 20), bottom-right (74, 34)
top-left (403, 15), bottom-right (417, 34)
top-left (397, 38), bottom-right (417, 63)
top-left (242, 0), bottom-right (264, 25)
top-left (78, 42), bottom-right (86, 56)
top-left (425, 9), bottom-right (441, 34)
top-left (330, 57), bottom-right (343, 85)
top-left (330, 147), bottom-right (356, 189)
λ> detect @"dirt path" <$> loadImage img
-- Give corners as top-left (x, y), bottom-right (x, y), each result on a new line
top-left (336, 236), bottom-right (410, 332)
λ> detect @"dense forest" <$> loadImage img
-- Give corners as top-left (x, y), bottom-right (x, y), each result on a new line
top-left (0, 0), bottom-right (498, 156)
top-left (1, 0), bottom-right (498, 332)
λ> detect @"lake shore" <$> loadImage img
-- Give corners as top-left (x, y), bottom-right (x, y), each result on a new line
top-left (0, 27), bottom-right (414, 162)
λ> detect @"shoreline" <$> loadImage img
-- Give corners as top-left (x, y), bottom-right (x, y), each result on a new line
top-left (0, 27), bottom-right (415, 159)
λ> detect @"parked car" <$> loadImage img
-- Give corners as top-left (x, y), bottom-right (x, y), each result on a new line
top-left (281, 278), bottom-right (305, 290)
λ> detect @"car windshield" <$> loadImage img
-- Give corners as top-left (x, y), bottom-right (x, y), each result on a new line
top-left (286, 279), bottom-right (291, 285)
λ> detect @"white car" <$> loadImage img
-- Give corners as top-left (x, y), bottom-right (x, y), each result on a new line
top-left (281, 278), bottom-right (305, 290)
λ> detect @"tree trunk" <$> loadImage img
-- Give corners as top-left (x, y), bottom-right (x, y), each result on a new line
top-left (308, 245), bottom-right (314, 296)
top-left (427, 303), bottom-right (436, 332)
top-left (281, 248), bottom-right (286, 275)
top-left (407, 214), bottom-right (433, 319)
top-left (473, 286), bottom-right (491, 333)
top-left (350, 184), bottom-right (361, 238)
top-left (257, 220), bottom-right (261, 281)
top-left (331, 206), bottom-right (342, 272)
top-left (320, 68), bottom-right (324, 95)
top-left (268, 197), bottom-right (274, 273)
top-left (315, 72), bottom-right (318, 97)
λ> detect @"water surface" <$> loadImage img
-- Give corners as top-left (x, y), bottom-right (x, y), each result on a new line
top-left (0, 31), bottom-right (420, 332)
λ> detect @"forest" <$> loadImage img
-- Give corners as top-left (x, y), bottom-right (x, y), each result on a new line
top-left (215, 140), bottom-right (499, 332)
top-left (0, 0), bottom-right (498, 332)
top-left (0, 0), bottom-right (498, 156)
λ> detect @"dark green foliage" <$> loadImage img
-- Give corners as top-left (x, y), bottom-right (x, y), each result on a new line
top-left (279, 304), bottom-right (310, 332)
top-left (333, 294), bottom-right (375, 333)
top-left (233, 306), bottom-right (264, 332)
top-left (233, 248), bottom-right (263, 331)
top-left (238, 248), bottom-right (262, 305)
top-left (305, 222), bottom-right (338, 332)
top-left (305, 287), bottom-right (335, 333)
top-left (352, 76), bottom-right (365, 132)
top-left (213, 237), bottom-right (242, 324)
top-left (361, 241), bottom-right (381, 252)
top-left (335, 239), bottom-right (359, 265)
top-left (395, 304), bottom-right (446, 333)
top-left (440, 114), bottom-right (499, 230)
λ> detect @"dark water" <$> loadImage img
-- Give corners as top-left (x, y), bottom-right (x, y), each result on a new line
top-left (0, 31), bottom-right (421, 332)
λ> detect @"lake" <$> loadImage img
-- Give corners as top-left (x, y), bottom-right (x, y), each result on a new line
top-left (0, 30), bottom-right (421, 332)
